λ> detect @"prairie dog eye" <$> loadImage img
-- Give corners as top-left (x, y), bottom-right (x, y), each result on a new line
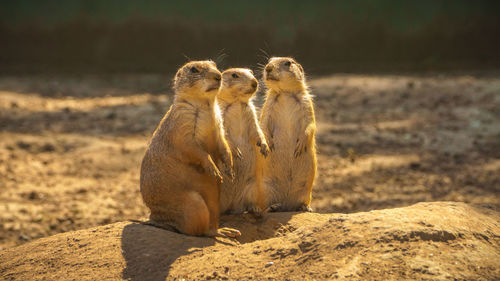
top-left (190, 67), bottom-right (199, 73)
top-left (231, 73), bottom-right (239, 78)
top-left (284, 61), bottom-right (291, 67)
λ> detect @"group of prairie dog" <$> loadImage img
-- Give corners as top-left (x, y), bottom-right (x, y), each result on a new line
top-left (140, 57), bottom-right (317, 238)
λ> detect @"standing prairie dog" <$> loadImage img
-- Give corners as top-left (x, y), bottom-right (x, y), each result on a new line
top-left (140, 60), bottom-right (240, 238)
top-left (260, 57), bottom-right (317, 212)
top-left (217, 68), bottom-right (269, 215)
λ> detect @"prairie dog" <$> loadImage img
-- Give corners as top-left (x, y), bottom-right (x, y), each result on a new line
top-left (140, 60), bottom-right (240, 238)
top-left (260, 57), bottom-right (317, 212)
top-left (217, 68), bottom-right (269, 215)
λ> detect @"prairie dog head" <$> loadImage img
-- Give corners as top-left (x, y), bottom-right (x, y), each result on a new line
top-left (219, 68), bottom-right (258, 102)
top-left (173, 60), bottom-right (222, 99)
top-left (263, 57), bottom-right (306, 92)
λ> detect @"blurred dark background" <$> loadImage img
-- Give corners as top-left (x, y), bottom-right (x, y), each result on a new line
top-left (1, 0), bottom-right (499, 74)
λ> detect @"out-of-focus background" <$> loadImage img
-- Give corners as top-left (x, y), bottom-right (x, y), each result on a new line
top-left (1, 0), bottom-right (499, 249)
top-left (1, 0), bottom-right (500, 73)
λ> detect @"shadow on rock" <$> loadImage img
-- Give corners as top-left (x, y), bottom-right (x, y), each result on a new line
top-left (121, 223), bottom-right (215, 281)
top-left (121, 212), bottom-right (297, 280)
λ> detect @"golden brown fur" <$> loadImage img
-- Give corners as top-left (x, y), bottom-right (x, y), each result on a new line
top-left (217, 68), bottom-right (269, 215)
top-left (260, 57), bottom-right (317, 212)
top-left (140, 60), bottom-right (240, 237)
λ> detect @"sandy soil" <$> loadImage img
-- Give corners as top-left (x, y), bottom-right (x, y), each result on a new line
top-left (0, 202), bottom-right (498, 280)
top-left (0, 73), bottom-right (499, 251)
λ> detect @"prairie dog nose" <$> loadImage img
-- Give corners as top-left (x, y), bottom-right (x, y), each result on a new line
top-left (214, 73), bottom-right (221, 81)
top-left (207, 70), bottom-right (222, 81)
top-left (251, 79), bottom-right (258, 88)
top-left (265, 65), bottom-right (273, 74)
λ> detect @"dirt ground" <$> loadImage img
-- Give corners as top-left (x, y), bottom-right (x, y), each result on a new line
top-left (0, 73), bottom-right (499, 250)
top-left (1, 202), bottom-right (499, 280)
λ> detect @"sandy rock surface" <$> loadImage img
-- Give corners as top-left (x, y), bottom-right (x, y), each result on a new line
top-left (1, 202), bottom-right (498, 280)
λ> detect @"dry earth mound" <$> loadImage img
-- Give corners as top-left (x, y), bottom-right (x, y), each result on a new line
top-left (1, 202), bottom-right (499, 280)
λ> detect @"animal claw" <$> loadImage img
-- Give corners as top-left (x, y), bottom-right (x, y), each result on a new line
top-left (260, 142), bottom-right (270, 157)
top-left (224, 166), bottom-right (235, 181)
top-left (298, 204), bottom-right (313, 212)
top-left (269, 143), bottom-right (275, 151)
top-left (266, 203), bottom-right (282, 212)
top-left (217, 227), bottom-right (241, 238)
top-left (294, 149), bottom-right (300, 158)
top-left (214, 170), bottom-right (223, 183)
top-left (235, 148), bottom-right (242, 159)
top-left (294, 139), bottom-right (306, 158)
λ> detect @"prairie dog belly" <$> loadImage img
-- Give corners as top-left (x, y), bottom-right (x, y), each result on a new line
top-left (262, 95), bottom-right (316, 210)
top-left (220, 111), bottom-right (257, 213)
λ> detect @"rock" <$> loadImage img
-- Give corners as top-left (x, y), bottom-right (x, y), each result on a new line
top-left (265, 262), bottom-right (274, 268)
top-left (15, 141), bottom-right (31, 150)
top-left (26, 191), bottom-right (42, 200)
top-left (106, 112), bottom-right (117, 120)
top-left (40, 143), bottom-right (56, 152)
top-left (0, 202), bottom-right (498, 280)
